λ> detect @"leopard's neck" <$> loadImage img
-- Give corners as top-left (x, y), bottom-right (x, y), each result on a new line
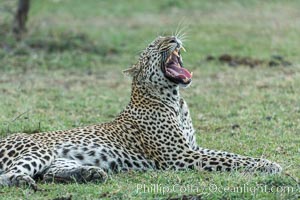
top-left (130, 82), bottom-right (180, 108)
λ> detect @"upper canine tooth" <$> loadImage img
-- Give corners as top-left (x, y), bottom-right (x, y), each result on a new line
top-left (181, 46), bottom-right (186, 52)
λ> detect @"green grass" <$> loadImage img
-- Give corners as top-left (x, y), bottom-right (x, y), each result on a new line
top-left (0, 0), bottom-right (299, 199)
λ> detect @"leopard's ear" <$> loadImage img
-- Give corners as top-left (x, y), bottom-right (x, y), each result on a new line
top-left (123, 64), bottom-right (140, 77)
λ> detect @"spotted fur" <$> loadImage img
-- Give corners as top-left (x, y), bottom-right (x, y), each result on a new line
top-left (0, 35), bottom-right (282, 190)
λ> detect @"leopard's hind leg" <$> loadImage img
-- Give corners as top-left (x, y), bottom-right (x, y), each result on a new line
top-left (42, 158), bottom-right (108, 183)
top-left (0, 134), bottom-right (55, 190)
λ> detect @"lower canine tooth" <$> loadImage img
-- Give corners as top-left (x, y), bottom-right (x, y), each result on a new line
top-left (166, 55), bottom-right (171, 62)
top-left (191, 72), bottom-right (193, 77)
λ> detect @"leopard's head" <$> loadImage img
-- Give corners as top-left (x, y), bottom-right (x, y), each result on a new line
top-left (124, 36), bottom-right (192, 88)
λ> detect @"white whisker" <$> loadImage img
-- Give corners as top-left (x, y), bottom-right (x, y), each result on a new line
top-left (174, 18), bottom-right (191, 44)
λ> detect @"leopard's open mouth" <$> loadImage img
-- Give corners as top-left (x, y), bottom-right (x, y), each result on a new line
top-left (163, 48), bottom-right (193, 85)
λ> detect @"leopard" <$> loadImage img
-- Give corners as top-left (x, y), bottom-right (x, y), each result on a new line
top-left (0, 35), bottom-right (282, 190)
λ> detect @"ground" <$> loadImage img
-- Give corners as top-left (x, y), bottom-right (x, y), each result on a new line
top-left (0, 0), bottom-right (299, 199)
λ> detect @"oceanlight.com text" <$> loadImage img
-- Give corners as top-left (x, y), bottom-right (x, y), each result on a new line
top-left (136, 183), bottom-right (296, 195)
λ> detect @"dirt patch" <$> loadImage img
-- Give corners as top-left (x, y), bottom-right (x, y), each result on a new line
top-left (51, 196), bottom-right (72, 200)
top-left (205, 54), bottom-right (292, 68)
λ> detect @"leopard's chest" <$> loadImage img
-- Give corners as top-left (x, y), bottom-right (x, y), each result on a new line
top-left (177, 100), bottom-right (197, 149)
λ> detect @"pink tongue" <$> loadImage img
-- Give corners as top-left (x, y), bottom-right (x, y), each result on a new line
top-left (167, 65), bottom-right (192, 79)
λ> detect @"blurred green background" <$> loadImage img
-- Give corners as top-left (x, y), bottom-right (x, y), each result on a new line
top-left (0, 0), bottom-right (299, 199)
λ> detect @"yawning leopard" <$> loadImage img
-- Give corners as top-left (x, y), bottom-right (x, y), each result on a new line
top-left (0, 35), bottom-right (282, 190)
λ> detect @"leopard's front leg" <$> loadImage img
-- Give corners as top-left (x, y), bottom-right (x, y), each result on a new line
top-left (177, 100), bottom-right (281, 173)
top-left (162, 147), bottom-right (282, 174)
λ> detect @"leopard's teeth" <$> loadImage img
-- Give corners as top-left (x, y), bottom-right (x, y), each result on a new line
top-left (181, 46), bottom-right (186, 52)
top-left (173, 50), bottom-right (179, 57)
top-left (191, 72), bottom-right (193, 77)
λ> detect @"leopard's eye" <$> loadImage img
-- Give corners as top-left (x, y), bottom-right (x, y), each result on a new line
top-left (169, 39), bottom-right (176, 43)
